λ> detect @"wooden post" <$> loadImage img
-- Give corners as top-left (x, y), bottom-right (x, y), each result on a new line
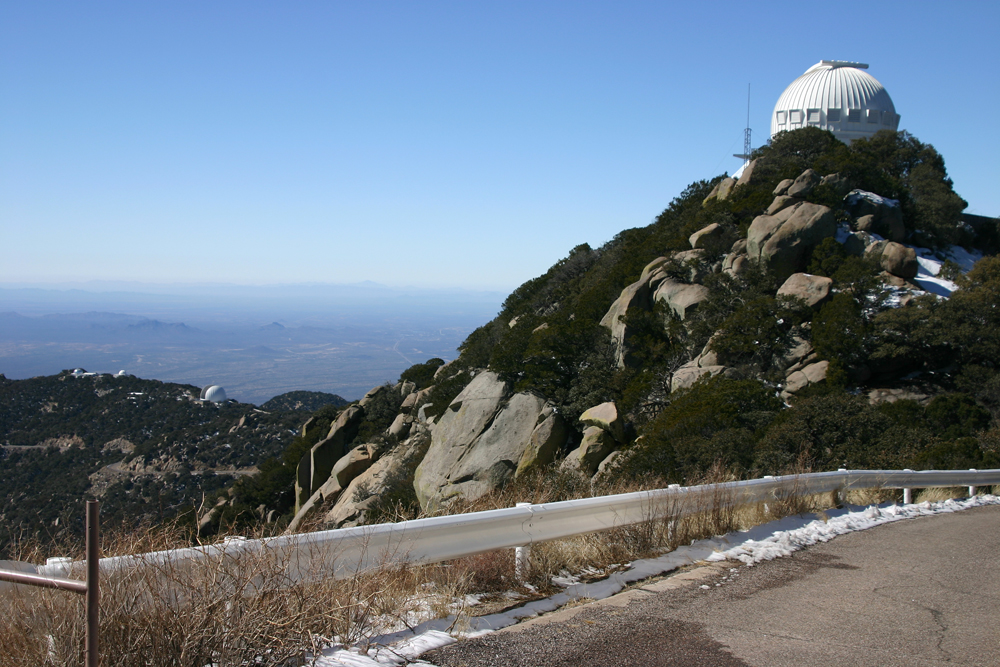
top-left (85, 500), bottom-right (100, 667)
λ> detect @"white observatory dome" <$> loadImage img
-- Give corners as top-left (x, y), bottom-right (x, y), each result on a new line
top-left (771, 61), bottom-right (899, 144)
top-left (200, 385), bottom-right (228, 403)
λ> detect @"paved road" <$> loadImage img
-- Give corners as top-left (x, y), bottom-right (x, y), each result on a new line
top-left (425, 504), bottom-right (1000, 667)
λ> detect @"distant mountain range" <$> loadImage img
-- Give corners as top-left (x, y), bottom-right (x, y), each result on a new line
top-left (0, 282), bottom-right (504, 403)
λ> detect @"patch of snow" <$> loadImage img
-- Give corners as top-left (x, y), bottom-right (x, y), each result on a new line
top-left (707, 494), bottom-right (999, 566)
top-left (846, 189), bottom-right (899, 209)
top-left (310, 494), bottom-right (1000, 666)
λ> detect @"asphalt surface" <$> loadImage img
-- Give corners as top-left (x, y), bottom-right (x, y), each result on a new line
top-left (424, 504), bottom-right (1000, 667)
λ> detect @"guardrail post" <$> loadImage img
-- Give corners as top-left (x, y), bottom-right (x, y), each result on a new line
top-left (86, 500), bottom-right (100, 667)
top-left (514, 503), bottom-right (532, 583)
top-left (969, 469), bottom-right (977, 498)
top-left (902, 470), bottom-right (913, 504)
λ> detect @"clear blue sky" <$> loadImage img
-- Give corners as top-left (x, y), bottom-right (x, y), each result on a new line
top-left (3, 1), bottom-right (997, 291)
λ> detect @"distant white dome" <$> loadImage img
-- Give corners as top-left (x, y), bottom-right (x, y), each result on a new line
top-left (771, 61), bottom-right (900, 144)
top-left (201, 385), bottom-right (227, 403)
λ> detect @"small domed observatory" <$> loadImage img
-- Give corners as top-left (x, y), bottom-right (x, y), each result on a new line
top-left (771, 61), bottom-right (900, 144)
top-left (200, 385), bottom-right (228, 403)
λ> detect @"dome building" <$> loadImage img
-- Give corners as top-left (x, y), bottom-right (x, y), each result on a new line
top-left (771, 61), bottom-right (900, 144)
top-left (200, 385), bottom-right (228, 403)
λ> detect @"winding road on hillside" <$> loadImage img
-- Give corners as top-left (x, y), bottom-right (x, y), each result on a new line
top-left (425, 505), bottom-right (1000, 667)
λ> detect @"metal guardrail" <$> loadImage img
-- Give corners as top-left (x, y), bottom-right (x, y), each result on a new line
top-left (0, 500), bottom-right (100, 667)
top-left (14, 468), bottom-right (998, 591)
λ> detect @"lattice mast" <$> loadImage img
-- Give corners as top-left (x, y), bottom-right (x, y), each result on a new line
top-left (734, 84), bottom-right (752, 168)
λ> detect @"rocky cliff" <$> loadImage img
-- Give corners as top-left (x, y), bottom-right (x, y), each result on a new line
top-left (267, 128), bottom-right (1000, 532)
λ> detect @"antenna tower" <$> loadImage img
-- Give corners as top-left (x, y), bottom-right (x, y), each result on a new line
top-left (733, 84), bottom-right (752, 168)
top-left (743, 84), bottom-right (751, 168)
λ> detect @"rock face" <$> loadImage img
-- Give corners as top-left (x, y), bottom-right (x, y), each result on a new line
top-left (294, 404), bottom-right (366, 513)
top-left (773, 178), bottom-right (794, 196)
top-left (746, 201), bottom-right (837, 282)
top-left (413, 372), bottom-right (563, 511)
top-left (776, 273), bottom-right (833, 310)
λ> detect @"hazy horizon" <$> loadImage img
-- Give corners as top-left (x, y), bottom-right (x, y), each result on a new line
top-left (0, 282), bottom-right (505, 403)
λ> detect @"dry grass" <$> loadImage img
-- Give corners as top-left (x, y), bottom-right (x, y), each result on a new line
top-left (915, 486), bottom-right (972, 503)
top-left (6, 466), bottom-right (964, 664)
top-left (1, 522), bottom-right (463, 666)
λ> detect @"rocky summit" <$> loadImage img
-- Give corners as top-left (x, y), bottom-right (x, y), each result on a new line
top-left (6, 128), bottom-right (999, 545)
top-left (247, 128), bottom-right (998, 534)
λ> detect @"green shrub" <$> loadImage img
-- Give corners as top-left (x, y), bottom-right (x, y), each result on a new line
top-left (399, 358), bottom-right (445, 390)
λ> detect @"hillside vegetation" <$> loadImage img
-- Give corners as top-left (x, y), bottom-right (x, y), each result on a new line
top-left (6, 128), bottom-right (999, 549)
top-left (241, 128), bottom-right (998, 535)
top-left (0, 372), bottom-right (312, 555)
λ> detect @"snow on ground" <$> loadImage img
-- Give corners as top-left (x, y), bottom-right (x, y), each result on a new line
top-left (311, 494), bottom-right (1000, 666)
top-left (834, 221), bottom-right (983, 302)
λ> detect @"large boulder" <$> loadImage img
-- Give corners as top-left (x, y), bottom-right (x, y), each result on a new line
top-left (388, 413), bottom-right (413, 439)
top-left (847, 190), bottom-right (905, 242)
top-left (776, 273), bottom-right (833, 310)
top-left (722, 252), bottom-right (749, 276)
top-left (317, 443), bottom-right (380, 503)
top-left (671, 249), bottom-right (709, 283)
top-left (703, 177), bottom-right (737, 205)
top-left (689, 223), bottom-right (734, 251)
top-left (561, 426), bottom-right (616, 475)
top-left (579, 402), bottom-right (624, 443)
top-left (735, 159), bottom-right (758, 187)
top-left (600, 275), bottom-right (653, 368)
top-left (322, 426), bottom-right (431, 528)
top-left (783, 360), bottom-right (829, 398)
top-left (294, 404), bottom-right (366, 514)
top-left (436, 392), bottom-right (548, 504)
top-left (879, 242), bottom-right (919, 279)
top-left (766, 195), bottom-right (798, 216)
top-left (413, 372), bottom-right (510, 509)
top-left (819, 173), bottom-right (852, 197)
top-left (671, 363), bottom-right (731, 393)
top-left (653, 279), bottom-right (711, 320)
top-left (515, 407), bottom-right (569, 477)
top-left (746, 202), bottom-right (837, 283)
top-left (414, 374), bottom-right (559, 511)
top-left (773, 178), bottom-right (794, 196)
top-left (774, 335), bottom-right (816, 375)
top-left (786, 169), bottom-right (821, 198)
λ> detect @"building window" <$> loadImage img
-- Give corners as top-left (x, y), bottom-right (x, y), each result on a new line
top-left (807, 109), bottom-right (821, 123)
top-left (883, 113), bottom-right (896, 126)
top-left (867, 109), bottom-right (881, 123)
top-left (790, 110), bottom-right (803, 124)
top-left (848, 109), bottom-right (861, 123)
top-left (827, 109), bottom-right (841, 122)
top-left (776, 111), bottom-right (786, 125)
